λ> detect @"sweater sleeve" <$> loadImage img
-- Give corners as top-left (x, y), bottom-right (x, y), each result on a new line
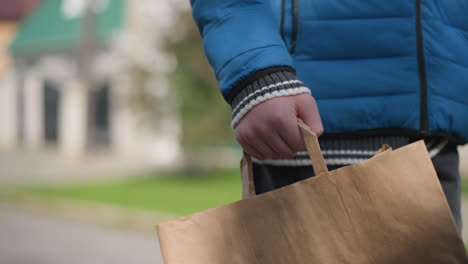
top-left (191, 0), bottom-right (311, 128)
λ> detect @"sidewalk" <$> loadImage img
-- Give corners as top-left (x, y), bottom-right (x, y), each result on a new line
top-left (0, 206), bottom-right (164, 264)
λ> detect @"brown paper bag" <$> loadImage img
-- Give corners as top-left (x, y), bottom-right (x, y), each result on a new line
top-left (157, 121), bottom-right (468, 263)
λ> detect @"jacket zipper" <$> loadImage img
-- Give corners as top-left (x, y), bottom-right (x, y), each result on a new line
top-left (290, 0), bottom-right (298, 53)
top-left (280, 0), bottom-right (286, 42)
top-left (415, 0), bottom-right (429, 132)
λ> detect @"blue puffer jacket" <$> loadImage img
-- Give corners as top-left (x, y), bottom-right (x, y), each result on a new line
top-left (191, 0), bottom-right (468, 143)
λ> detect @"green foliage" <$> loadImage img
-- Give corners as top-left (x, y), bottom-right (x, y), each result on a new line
top-left (462, 177), bottom-right (468, 196)
top-left (8, 170), bottom-right (241, 215)
top-left (169, 14), bottom-right (234, 147)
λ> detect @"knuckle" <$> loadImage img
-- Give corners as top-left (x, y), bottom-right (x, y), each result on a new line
top-left (253, 124), bottom-right (269, 136)
top-left (270, 113), bottom-right (286, 126)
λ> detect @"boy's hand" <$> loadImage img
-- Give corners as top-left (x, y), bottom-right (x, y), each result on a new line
top-left (234, 93), bottom-right (323, 160)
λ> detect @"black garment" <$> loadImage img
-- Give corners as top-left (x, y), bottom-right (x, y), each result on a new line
top-left (252, 142), bottom-right (462, 232)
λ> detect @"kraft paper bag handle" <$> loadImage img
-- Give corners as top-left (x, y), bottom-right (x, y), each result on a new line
top-left (241, 119), bottom-right (329, 199)
top-left (297, 119), bottom-right (329, 175)
top-left (241, 152), bottom-right (256, 199)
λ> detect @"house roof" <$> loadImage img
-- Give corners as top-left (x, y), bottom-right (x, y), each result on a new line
top-left (9, 0), bottom-right (123, 56)
top-left (0, 0), bottom-right (40, 21)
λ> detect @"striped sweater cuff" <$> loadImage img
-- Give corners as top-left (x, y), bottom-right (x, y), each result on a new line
top-left (230, 69), bottom-right (310, 128)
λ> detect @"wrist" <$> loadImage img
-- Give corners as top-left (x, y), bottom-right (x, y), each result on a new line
top-left (229, 67), bottom-right (310, 128)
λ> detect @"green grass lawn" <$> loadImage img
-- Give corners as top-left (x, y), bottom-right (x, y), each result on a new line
top-left (2, 170), bottom-right (242, 216)
top-left (3, 171), bottom-right (468, 217)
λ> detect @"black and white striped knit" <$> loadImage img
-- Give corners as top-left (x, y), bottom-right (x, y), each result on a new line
top-left (252, 136), bottom-right (449, 167)
top-left (229, 67), bottom-right (310, 128)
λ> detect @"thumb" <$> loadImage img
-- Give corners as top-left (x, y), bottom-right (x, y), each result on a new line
top-left (296, 94), bottom-right (324, 136)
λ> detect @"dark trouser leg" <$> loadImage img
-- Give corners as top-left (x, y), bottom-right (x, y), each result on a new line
top-left (252, 164), bottom-right (340, 194)
top-left (252, 143), bottom-right (462, 232)
top-left (432, 143), bottom-right (462, 232)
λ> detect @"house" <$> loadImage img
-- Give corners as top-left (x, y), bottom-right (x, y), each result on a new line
top-left (0, 0), bottom-right (185, 166)
top-left (0, 0), bottom-right (39, 78)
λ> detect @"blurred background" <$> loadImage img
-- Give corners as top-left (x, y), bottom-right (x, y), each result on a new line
top-left (1, 1), bottom-right (468, 263)
top-left (0, 0), bottom-right (239, 263)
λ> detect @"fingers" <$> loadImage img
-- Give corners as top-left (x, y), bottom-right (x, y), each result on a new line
top-left (274, 112), bottom-right (306, 152)
top-left (237, 123), bottom-right (297, 160)
top-left (296, 94), bottom-right (324, 136)
top-left (266, 131), bottom-right (296, 158)
top-left (236, 125), bottom-right (281, 160)
top-left (257, 140), bottom-right (281, 160)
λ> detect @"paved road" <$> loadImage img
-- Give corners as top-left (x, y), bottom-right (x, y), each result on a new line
top-left (1, 200), bottom-right (468, 264)
top-left (0, 208), bottom-right (164, 264)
